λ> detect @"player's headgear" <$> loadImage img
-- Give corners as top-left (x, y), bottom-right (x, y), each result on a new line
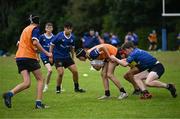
top-left (29, 14), bottom-right (40, 24)
top-left (76, 48), bottom-right (86, 58)
top-left (89, 48), bottom-right (100, 60)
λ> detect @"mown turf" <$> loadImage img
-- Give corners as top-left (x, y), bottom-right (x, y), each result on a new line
top-left (0, 51), bottom-right (180, 119)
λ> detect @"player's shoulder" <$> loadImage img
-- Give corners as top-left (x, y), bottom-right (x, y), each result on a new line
top-left (55, 31), bottom-right (64, 39)
top-left (40, 33), bottom-right (45, 38)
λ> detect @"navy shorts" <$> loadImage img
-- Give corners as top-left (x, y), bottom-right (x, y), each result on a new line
top-left (16, 59), bottom-right (41, 73)
top-left (148, 63), bottom-right (165, 79)
top-left (41, 59), bottom-right (54, 66)
top-left (54, 57), bottom-right (75, 68)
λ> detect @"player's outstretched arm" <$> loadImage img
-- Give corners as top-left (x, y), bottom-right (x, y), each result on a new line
top-left (33, 39), bottom-right (52, 58)
top-left (110, 55), bottom-right (129, 67)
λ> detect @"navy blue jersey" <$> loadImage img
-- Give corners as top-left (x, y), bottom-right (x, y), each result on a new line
top-left (82, 34), bottom-right (100, 49)
top-left (39, 33), bottom-right (54, 60)
top-left (51, 31), bottom-right (75, 59)
top-left (32, 27), bottom-right (40, 41)
top-left (126, 48), bottom-right (157, 70)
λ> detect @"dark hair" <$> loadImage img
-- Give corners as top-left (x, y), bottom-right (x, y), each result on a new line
top-left (45, 22), bottom-right (53, 27)
top-left (121, 41), bottom-right (135, 49)
top-left (29, 15), bottom-right (40, 24)
top-left (64, 21), bottom-right (73, 28)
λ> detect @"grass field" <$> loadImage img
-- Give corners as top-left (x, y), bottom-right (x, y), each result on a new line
top-left (0, 51), bottom-right (180, 119)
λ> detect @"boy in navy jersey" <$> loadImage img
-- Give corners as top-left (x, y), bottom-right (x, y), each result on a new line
top-left (39, 22), bottom-right (54, 92)
top-left (110, 42), bottom-right (177, 99)
top-left (49, 22), bottom-right (85, 93)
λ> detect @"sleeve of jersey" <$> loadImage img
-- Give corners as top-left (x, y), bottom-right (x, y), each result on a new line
top-left (32, 27), bottom-right (40, 42)
top-left (71, 36), bottom-right (75, 48)
top-left (126, 55), bottom-right (134, 64)
top-left (38, 35), bottom-right (43, 44)
top-left (51, 34), bottom-right (59, 46)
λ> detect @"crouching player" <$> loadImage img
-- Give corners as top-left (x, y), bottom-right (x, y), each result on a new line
top-left (76, 44), bottom-right (128, 100)
top-left (2, 15), bottom-right (52, 109)
top-left (110, 41), bottom-right (177, 99)
top-left (118, 50), bottom-right (141, 95)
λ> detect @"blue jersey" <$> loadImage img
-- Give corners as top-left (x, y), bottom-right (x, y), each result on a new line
top-left (126, 48), bottom-right (157, 70)
top-left (51, 31), bottom-right (75, 59)
top-left (132, 33), bottom-right (138, 45)
top-left (110, 35), bottom-right (120, 46)
top-left (125, 34), bottom-right (138, 46)
top-left (82, 33), bottom-right (100, 49)
top-left (39, 33), bottom-right (54, 60)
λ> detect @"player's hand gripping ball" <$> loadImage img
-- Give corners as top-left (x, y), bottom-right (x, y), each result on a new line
top-left (90, 60), bottom-right (104, 71)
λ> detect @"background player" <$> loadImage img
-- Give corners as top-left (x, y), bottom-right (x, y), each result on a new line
top-left (39, 22), bottom-right (54, 92)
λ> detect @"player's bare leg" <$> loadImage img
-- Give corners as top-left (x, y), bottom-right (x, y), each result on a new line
top-left (43, 63), bottom-right (52, 92)
top-left (107, 61), bottom-right (128, 99)
top-left (3, 70), bottom-right (31, 108)
top-left (56, 67), bottom-right (64, 93)
top-left (68, 64), bottom-right (85, 93)
top-left (98, 62), bottom-right (110, 99)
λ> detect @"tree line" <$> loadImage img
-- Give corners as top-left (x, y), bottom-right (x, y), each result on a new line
top-left (1, 0), bottom-right (180, 52)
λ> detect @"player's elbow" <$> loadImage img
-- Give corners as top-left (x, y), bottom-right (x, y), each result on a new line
top-left (33, 40), bottom-right (38, 46)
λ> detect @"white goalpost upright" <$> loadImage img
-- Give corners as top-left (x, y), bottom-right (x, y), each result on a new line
top-left (161, 0), bottom-right (180, 50)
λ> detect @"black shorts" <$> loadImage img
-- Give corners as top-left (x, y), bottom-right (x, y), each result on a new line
top-left (54, 58), bottom-right (75, 68)
top-left (148, 63), bottom-right (165, 79)
top-left (150, 42), bottom-right (157, 45)
top-left (41, 59), bottom-right (54, 66)
top-left (16, 59), bottom-right (41, 73)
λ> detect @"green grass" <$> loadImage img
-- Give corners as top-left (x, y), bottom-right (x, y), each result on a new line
top-left (0, 51), bottom-right (180, 119)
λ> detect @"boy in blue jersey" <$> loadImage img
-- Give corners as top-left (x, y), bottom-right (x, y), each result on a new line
top-left (124, 32), bottom-right (138, 47)
top-left (49, 22), bottom-right (85, 93)
top-left (82, 28), bottom-right (100, 50)
top-left (110, 42), bottom-right (177, 99)
top-left (39, 22), bottom-right (54, 92)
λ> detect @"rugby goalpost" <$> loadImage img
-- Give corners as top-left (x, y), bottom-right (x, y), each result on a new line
top-left (161, 0), bottom-right (180, 50)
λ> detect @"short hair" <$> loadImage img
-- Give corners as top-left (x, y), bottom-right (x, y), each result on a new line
top-left (64, 21), bottom-right (73, 28)
top-left (29, 15), bottom-right (40, 24)
top-left (121, 41), bottom-right (135, 49)
top-left (45, 22), bottom-right (53, 27)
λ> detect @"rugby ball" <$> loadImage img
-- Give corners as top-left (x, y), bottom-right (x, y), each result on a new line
top-left (90, 60), bottom-right (104, 71)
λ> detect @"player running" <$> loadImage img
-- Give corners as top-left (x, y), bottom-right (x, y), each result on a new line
top-left (2, 15), bottom-right (52, 109)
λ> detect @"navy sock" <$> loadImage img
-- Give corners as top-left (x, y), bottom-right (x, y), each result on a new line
top-left (142, 90), bottom-right (149, 94)
top-left (74, 83), bottom-right (79, 89)
top-left (7, 92), bottom-right (14, 97)
top-left (56, 86), bottom-right (61, 91)
top-left (105, 90), bottom-right (110, 96)
top-left (36, 100), bottom-right (42, 106)
top-left (120, 88), bottom-right (126, 93)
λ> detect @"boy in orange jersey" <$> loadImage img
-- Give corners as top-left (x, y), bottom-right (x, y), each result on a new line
top-left (2, 15), bottom-right (52, 109)
top-left (148, 30), bottom-right (158, 51)
top-left (76, 44), bottom-right (128, 100)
